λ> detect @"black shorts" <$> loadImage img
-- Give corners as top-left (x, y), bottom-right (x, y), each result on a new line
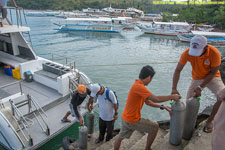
top-left (0, 8), bottom-right (7, 18)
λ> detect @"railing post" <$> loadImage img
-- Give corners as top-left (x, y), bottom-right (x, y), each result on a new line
top-left (19, 82), bottom-right (23, 95)
top-left (66, 57), bottom-right (67, 65)
top-left (52, 54), bottom-right (54, 61)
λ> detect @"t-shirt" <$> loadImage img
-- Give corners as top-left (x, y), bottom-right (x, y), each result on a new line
top-left (92, 88), bottom-right (117, 121)
top-left (179, 45), bottom-right (221, 80)
top-left (71, 88), bottom-right (91, 119)
top-left (122, 79), bottom-right (152, 123)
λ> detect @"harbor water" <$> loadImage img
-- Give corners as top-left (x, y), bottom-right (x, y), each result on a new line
top-left (26, 16), bottom-right (225, 129)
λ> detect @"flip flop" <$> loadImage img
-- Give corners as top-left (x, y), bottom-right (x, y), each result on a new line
top-left (61, 119), bottom-right (71, 123)
top-left (203, 123), bottom-right (213, 133)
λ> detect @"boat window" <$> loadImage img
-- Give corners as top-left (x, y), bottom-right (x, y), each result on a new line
top-left (0, 132), bottom-right (11, 150)
top-left (17, 46), bottom-right (35, 60)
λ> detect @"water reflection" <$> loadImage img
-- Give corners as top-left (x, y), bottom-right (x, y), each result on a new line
top-left (56, 30), bottom-right (125, 40)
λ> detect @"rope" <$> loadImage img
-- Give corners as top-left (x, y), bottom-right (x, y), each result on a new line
top-left (77, 61), bottom-right (178, 68)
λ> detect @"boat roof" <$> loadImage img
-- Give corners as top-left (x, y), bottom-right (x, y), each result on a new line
top-left (191, 31), bottom-right (225, 37)
top-left (66, 17), bottom-right (112, 22)
top-left (0, 25), bottom-right (30, 34)
top-left (153, 21), bottom-right (190, 26)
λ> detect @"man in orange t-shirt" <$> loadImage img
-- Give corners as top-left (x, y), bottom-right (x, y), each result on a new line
top-left (172, 35), bottom-right (225, 133)
top-left (114, 65), bottom-right (181, 150)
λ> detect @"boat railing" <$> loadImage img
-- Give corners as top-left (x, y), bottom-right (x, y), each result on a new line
top-left (9, 94), bottom-right (50, 146)
top-left (6, 6), bottom-right (27, 28)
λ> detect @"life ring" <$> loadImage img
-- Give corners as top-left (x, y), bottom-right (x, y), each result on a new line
top-left (62, 136), bottom-right (74, 150)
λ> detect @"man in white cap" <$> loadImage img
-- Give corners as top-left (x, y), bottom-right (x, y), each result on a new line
top-left (171, 35), bottom-right (225, 133)
top-left (87, 84), bottom-right (118, 143)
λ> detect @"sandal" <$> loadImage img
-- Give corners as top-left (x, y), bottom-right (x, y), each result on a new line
top-left (203, 123), bottom-right (213, 133)
top-left (61, 119), bottom-right (71, 123)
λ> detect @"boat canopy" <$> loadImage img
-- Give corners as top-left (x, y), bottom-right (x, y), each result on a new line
top-left (66, 17), bottom-right (112, 22)
top-left (153, 21), bottom-right (190, 26)
top-left (191, 31), bottom-right (225, 37)
top-left (0, 25), bottom-right (30, 34)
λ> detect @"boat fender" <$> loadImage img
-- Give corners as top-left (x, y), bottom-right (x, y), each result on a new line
top-left (62, 136), bottom-right (74, 150)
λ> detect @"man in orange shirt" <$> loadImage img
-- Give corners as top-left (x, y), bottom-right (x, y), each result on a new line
top-left (114, 65), bottom-right (181, 150)
top-left (171, 35), bottom-right (225, 133)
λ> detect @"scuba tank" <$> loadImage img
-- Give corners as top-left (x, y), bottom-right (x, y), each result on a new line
top-left (169, 100), bottom-right (185, 145)
top-left (183, 97), bottom-right (200, 140)
top-left (86, 111), bottom-right (95, 135)
top-left (78, 126), bottom-right (88, 150)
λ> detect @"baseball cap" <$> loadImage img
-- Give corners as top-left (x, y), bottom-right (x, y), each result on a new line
top-left (139, 65), bottom-right (155, 79)
top-left (189, 35), bottom-right (207, 56)
top-left (78, 84), bottom-right (87, 97)
top-left (90, 84), bottom-right (101, 97)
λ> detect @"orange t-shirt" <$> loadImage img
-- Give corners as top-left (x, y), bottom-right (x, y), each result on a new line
top-left (122, 79), bottom-right (152, 123)
top-left (179, 45), bottom-right (221, 80)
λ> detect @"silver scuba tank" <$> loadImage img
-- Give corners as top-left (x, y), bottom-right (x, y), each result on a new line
top-left (86, 111), bottom-right (95, 135)
top-left (78, 125), bottom-right (88, 150)
top-left (182, 97), bottom-right (200, 140)
top-left (169, 100), bottom-right (185, 145)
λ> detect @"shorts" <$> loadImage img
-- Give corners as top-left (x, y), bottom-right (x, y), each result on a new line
top-left (69, 103), bottom-right (83, 122)
top-left (186, 77), bottom-right (225, 101)
top-left (0, 8), bottom-right (7, 19)
top-left (118, 118), bottom-right (158, 139)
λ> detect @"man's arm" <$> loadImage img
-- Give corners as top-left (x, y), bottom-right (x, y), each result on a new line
top-left (147, 93), bottom-right (181, 103)
top-left (172, 63), bottom-right (184, 94)
top-left (194, 66), bottom-right (219, 97)
top-left (11, 0), bottom-right (18, 8)
top-left (113, 104), bottom-right (118, 120)
top-left (87, 96), bottom-right (94, 111)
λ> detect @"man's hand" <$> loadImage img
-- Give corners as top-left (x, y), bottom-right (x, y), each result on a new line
top-left (114, 114), bottom-right (118, 120)
top-left (88, 104), bottom-right (93, 112)
top-left (171, 88), bottom-right (180, 95)
top-left (194, 87), bottom-right (201, 97)
top-left (79, 117), bottom-right (84, 126)
top-left (164, 106), bottom-right (173, 116)
top-left (171, 94), bottom-right (181, 101)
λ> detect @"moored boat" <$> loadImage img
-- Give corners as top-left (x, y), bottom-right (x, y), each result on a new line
top-left (136, 21), bottom-right (192, 36)
top-left (54, 17), bottom-right (127, 33)
top-left (177, 31), bottom-right (225, 45)
top-left (0, 7), bottom-right (97, 150)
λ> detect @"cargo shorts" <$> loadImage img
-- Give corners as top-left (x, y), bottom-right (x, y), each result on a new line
top-left (118, 118), bottom-right (159, 139)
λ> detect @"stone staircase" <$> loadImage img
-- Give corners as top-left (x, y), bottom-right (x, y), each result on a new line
top-left (62, 121), bottom-right (212, 150)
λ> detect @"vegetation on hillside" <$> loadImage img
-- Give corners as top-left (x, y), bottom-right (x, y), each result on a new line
top-left (9, 0), bottom-right (225, 29)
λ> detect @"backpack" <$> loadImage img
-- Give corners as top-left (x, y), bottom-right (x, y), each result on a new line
top-left (105, 88), bottom-right (119, 109)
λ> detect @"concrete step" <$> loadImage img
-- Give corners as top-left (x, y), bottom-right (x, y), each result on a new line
top-left (100, 130), bottom-right (145, 150)
top-left (183, 122), bottom-right (212, 150)
top-left (129, 129), bottom-right (167, 150)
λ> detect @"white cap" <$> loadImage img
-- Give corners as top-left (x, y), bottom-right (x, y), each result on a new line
top-left (189, 35), bottom-right (207, 56)
top-left (90, 84), bottom-right (101, 97)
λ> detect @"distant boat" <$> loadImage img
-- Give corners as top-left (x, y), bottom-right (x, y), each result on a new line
top-left (26, 11), bottom-right (60, 17)
top-left (177, 31), bottom-right (225, 45)
top-left (54, 17), bottom-right (128, 33)
top-left (136, 21), bottom-right (192, 36)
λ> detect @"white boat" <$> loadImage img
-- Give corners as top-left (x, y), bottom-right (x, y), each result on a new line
top-left (136, 21), bottom-right (192, 36)
top-left (0, 7), bottom-right (97, 150)
top-left (26, 11), bottom-right (60, 17)
top-left (54, 17), bottom-right (127, 33)
top-left (177, 31), bottom-right (225, 45)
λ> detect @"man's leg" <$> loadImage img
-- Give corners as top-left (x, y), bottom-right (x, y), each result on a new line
top-left (106, 120), bottom-right (114, 141)
top-left (97, 117), bottom-right (106, 142)
top-left (205, 77), bottom-right (225, 132)
top-left (114, 136), bottom-right (124, 150)
top-left (62, 111), bottom-right (71, 122)
top-left (145, 127), bottom-right (158, 150)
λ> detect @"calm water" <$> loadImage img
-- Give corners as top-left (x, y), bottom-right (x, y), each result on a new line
top-left (25, 16), bottom-right (225, 128)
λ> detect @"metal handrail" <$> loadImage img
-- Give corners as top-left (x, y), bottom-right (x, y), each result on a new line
top-left (0, 81), bottom-right (23, 95)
